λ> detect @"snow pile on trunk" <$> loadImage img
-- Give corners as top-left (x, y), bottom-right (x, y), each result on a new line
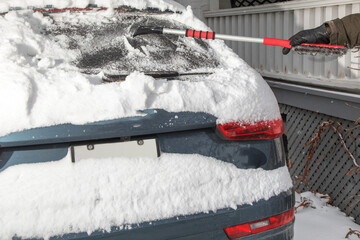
top-left (0, 3), bottom-right (280, 137)
top-left (0, 153), bottom-right (292, 239)
top-left (0, 0), bottom-right (185, 13)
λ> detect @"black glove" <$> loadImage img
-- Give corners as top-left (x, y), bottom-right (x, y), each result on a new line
top-left (282, 24), bottom-right (330, 55)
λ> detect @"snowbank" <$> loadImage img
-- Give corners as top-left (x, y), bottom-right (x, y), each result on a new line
top-left (0, 153), bottom-right (292, 239)
top-left (295, 192), bottom-right (360, 240)
top-left (0, 2), bottom-right (280, 137)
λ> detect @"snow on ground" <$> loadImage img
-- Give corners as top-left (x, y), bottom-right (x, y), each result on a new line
top-left (295, 191), bottom-right (360, 240)
top-left (0, 2), bottom-right (280, 137)
top-left (0, 153), bottom-right (292, 239)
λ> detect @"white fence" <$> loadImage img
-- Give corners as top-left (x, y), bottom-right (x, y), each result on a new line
top-left (201, 0), bottom-right (360, 92)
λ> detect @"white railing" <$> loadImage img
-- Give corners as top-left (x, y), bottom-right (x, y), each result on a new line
top-left (203, 0), bottom-right (360, 91)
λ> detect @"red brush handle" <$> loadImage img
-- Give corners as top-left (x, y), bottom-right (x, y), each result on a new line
top-left (186, 30), bottom-right (215, 40)
top-left (263, 37), bottom-right (345, 49)
top-left (263, 38), bottom-right (291, 48)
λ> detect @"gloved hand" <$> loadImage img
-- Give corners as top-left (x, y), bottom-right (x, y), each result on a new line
top-left (282, 24), bottom-right (330, 55)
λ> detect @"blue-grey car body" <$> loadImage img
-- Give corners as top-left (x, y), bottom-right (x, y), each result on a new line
top-left (0, 7), bottom-right (294, 240)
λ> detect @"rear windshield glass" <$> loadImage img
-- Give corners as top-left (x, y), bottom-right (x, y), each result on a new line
top-left (45, 11), bottom-right (220, 75)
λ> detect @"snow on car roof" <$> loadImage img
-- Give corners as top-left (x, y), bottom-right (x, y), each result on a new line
top-left (0, 2), bottom-right (280, 137)
top-left (0, 0), bottom-right (185, 13)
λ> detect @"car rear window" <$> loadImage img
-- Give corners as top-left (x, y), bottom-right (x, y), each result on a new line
top-left (45, 10), bottom-right (220, 75)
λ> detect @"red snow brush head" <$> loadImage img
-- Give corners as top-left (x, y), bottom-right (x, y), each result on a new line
top-left (292, 44), bottom-right (347, 56)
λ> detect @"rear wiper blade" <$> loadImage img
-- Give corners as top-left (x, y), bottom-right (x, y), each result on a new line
top-left (102, 71), bottom-right (212, 83)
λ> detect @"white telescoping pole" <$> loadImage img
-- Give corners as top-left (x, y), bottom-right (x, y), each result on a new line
top-left (163, 28), bottom-right (186, 36)
top-left (215, 33), bottom-right (263, 44)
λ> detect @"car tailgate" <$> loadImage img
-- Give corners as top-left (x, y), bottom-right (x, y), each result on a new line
top-left (0, 110), bottom-right (216, 148)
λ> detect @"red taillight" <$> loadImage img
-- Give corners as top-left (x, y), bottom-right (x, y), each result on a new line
top-left (224, 208), bottom-right (294, 239)
top-left (217, 118), bottom-right (284, 141)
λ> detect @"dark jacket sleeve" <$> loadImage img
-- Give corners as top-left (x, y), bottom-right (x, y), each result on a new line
top-left (326, 13), bottom-right (360, 48)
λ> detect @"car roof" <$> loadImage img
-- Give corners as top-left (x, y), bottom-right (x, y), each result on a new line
top-left (0, 0), bottom-right (186, 14)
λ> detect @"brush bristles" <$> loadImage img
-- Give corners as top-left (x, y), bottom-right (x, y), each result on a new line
top-left (292, 45), bottom-right (347, 56)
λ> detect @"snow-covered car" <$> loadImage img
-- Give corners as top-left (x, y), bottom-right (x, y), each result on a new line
top-left (0, 1), bottom-right (294, 239)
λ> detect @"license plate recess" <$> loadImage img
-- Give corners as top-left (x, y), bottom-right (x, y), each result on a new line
top-left (71, 138), bottom-right (159, 162)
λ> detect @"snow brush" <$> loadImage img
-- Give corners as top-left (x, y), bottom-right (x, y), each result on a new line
top-left (133, 26), bottom-right (347, 56)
